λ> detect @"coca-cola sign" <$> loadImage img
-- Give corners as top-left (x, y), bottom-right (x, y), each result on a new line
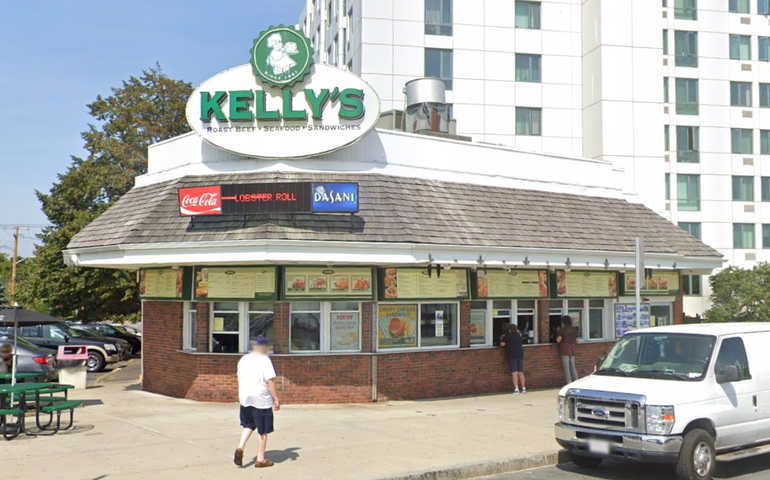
top-left (178, 186), bottom-right (222, 216)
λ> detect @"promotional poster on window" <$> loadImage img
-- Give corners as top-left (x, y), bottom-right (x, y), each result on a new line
top-left (615, 303), bottom-right (651, 337)
top-left (377, 304), bottom-right (418, 349)
top-left (330, 312), bottom-right (360, 351)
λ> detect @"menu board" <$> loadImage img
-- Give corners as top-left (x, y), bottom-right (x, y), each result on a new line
top-left (330, 312), bottom-right (360, 351)
top-left (470, 309), bottom-right (486, 345)
top-left (622, 272), bottom-right (681, 296)
top-left (555, 271), bottom-right (618, 298)
top-left (194, 266), bottom-right (277, 301)
top-left (377, 304), bottom-right (418, 349)
top-left (284, 267), bottom-right (373, 299)
top-left (380, 268), bottom-right (469, 300)
top-left (140, 267), bottom-right (191, 300)
top-left (474, 270), bottom-right (548, 299)
top-left (615, 303), bottom-right (651, 337)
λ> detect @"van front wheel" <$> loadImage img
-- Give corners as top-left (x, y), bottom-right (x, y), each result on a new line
top-left (569, 453), bottom-right (602, 468)
top-left (675, 428), bottom-right (715, 480)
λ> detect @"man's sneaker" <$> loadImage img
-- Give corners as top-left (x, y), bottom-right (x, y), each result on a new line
top-left (234, 448), bottom-right (244, 467)
top-left (513, 389), bottom-right (520, 395)
top-left (522, 388), bottom-right (528, 394)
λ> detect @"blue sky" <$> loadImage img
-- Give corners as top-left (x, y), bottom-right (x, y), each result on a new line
top-left (0, 0), bottom-right (305, 255)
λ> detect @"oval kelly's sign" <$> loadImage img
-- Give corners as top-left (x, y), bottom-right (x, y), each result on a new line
top-left (186, 63), bottom-right (381, 159)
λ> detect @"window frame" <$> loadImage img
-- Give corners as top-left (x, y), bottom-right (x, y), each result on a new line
top-left (763, 224), bottom-right (770, 249)
top-left (730, 81), bottom-right (753, 107)
top-left (729, 0), bottom-right (751, 13)
top-left (210, 302), bottom-right (244, 354)
top-left (679, 221), bottom-right (702, 240)
top-left (729, 34), bottom-right (752, 60)
top-left (515, 107), bottom-right (542, 136)
top-left (515, 53), bottom-right (542, 83)
top-left (677, 174), bottom-right (701, 211)
top-left (731, 128), bottom-right (754, 154)
top-left (674, 30), bottom-right (698, 67)
top-left (676, 78), bottom-right (699, 115)
top-left (762, 176), bottom-right (770, 201)
top-left (715, 336), bottom-right (752, 381)
top-left (761, 0), bottom-right (770, 15)
top-left (682, 275), bottom-right (702, 296)
top-left (375, 301), bottom-right (461, 351)
top-left (425, 0), bottom-right (452, 36)
top-left (515, 0), bottom-right (541, 30)
top-left (551, 299), bottom-right (610, 341)
top-left (674, 0), bottom-right (698, 19)
top-left (183, 301), bottom-right (198, 351)
top-left (289, 301), bottom-right (363, 354)
top-left (425, 48), bottom-right (453, 90)
top-left (733, 223), bottom-right (756, 249)
top-left (676, 125), bottom-right (699, 162)
top-left (732, 176), bottom-right (755, 201)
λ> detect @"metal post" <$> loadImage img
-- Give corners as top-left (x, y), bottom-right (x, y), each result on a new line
top-left (10, 226), bottom-right (18, 305)
top-left (635, 237), bottom-right (645, 329)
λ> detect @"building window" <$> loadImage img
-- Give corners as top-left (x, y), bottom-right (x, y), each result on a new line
top-left (731, 81), bottom-right (753, 107)
top-left (675, 31), bottom-right (698, 67)
top-left (677, 174), bottom-right (701, 211)
top-left (729, 0), bottom-right (751, 12)
top-left (290, 302), bottom-right (322, 352)
top-left (665, 125), bottom-right (670, 151)
top-left (761, 84), bottom-right (770, 107)
top-left (425, 0), bottom-right (452, 36)
top-left (732, 128), bottom-right (754, 154)
top-left (734, 223), bottom-right (756, 249)
top-left (515, 107), bottom-right (542, 136)
top-left (679, 222), bottom-right (702, 240)
top-left (664, 77), bottom-right (669, 103)
top-left (733, 176), bottom-right (755, 201)
top-left (211, 302), bottom-right (241, 353)
top-left (515, 1), bottom-right (541, 29)
top-left (248, 302), bottom-right (275, 346)
top-left (289, 302), bottom-right (362, 353)
top-left (682, 275), bottom-right (702, 295)
top-left (376, 303), bottom-right (459, 350)
top-left (515, 54), bottom-right (541, 82)
top-left (761, 130), bottom-right (770, 154)
top-left (329, 302), bottom-right (362, 352)
top-left (663, 30), bottom-right (669, 55)
top-left (676, 126), bottom-right (699, 162)
top-left (762, 177), bottom-right (770, 201)
top-left (425, 48), bottom-right (453, 90)
top-left (761, 0), bottom-right (770, 15)
top-left (760, 37), bottom-right (770, 61)
top-left (676, 78), bottom-right (699, 115)
top-left (588, 299), bottom-right (604, 340)
top-left (763, 224), bottom-right (770, 249)
top-left (665, 173), bottom-right (671, 200)
top-left (675, 0), bottom-right (697, 19)
top-left (730, 35), bottom-right (752, 60)
top-left (183, 302), bottom-right (198, 351)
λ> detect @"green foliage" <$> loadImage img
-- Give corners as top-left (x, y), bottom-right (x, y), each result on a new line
top-left (705, 263), bottom-right (770, 322)
top-left (28, 65), bottom-right (192, 321)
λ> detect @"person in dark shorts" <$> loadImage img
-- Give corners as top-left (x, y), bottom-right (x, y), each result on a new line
top-left (234, 336), bottom-right (281, 469)
top-left (500, 324), bottom-right (526, 394)
top-left (557, 315), bottom-right (580, 384)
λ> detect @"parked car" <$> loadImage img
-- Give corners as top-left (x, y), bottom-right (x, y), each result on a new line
top-left (78, 323), bottom-right (141, 356)
top-left (70, 326), bottom-right (133, 361)
top-left (120, 324), bottom-right (142, 338)
top-left (555, 323), bottom-right (770, 480)
top-left (4, 322), bottom-right (122, 372)
top-left (0, 333), bottom-right (58, 381)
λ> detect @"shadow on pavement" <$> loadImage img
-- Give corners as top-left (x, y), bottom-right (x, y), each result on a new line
top-left (242, 447), bottom-right (301, 467)
top-left (81, 399), bottom-right (104, 407)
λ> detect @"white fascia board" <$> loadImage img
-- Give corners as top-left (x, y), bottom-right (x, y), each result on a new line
top-left (63, 239), bottom-right (724, 273)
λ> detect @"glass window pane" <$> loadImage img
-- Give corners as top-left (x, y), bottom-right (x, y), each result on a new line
top-left (732, 128), bottom-right (754, 154)
top-left (589, 308), bottom-right (603, 339)
top-left (330, 311), bottom-right (360, 351)
top-left (248, 302), bottom-right (273, 312)
top-left (186, 308), bottom-right (198, 350)
top-left (213, 302), bottom-right (239, 311)
top-left (733, 224), bottom-right (756, 249)
top-left (665, 125), bottom-right (670, 151)
top-left (677, 174), bottom-right (701, 211)
top-left (249, 312), bottom-right (275, 345)
top-left (425, 0), bottom-right (452, 35)
top-left (515, 54), bottom-right (541, 82)
top-left (663, 29), bottom-right (669, 55)
top-left (674, 0), bottom-right (697, 19)
top-left (764, 224), bottom-right (770, 249)
top-left (679, 222), bottom-right (702, 240)
top-left (292, 301), bottom-right (321, 311)
top-left (665, 173), bottom-right (671, 200)
top-left (676, 78), bottom-right (699, 115)
top-left (762, 84), bottom-right (770, 107)
top-left (676, 126), bottom-right (699, 162)
top-left (516, 107), bottom-right (542, 136)
top-left (760, 37), bottom-right (770, 61)
top-left (675, 31), bottom-right (698, 67)
top-left (420, 303), bottom-right (458, 347)
top-left (732, 176), bottom-right (754, 201)
top-left (762, 177), bottom-right (770, 201)
top-left (731, 81), bottom-right (752, 107)
top-left (663, 77), bottom-right (669, 103)
top-left (291, 311), bottom-right (321, 351)
top-left (425, 48), bottom-right (453, 90)
top-left (716, 338), bottom-right (751, 380)
top-left (761, 0), bottom-right (770, 14)
top-left (515, 1), bottom-right (540, 29)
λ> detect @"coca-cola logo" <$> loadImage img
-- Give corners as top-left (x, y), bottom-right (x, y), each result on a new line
top-left (178, 186), bottom-right (222, 216)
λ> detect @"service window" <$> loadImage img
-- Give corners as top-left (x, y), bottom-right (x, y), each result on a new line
top-left (290, 302), bottom-right (322, 352)
top-left (211, 302), bottom-right (240, 353)
top-left (377, 303), bottom-right (459, 350)
top-left (248, 302), bottom-right (275, 347)
top-left (420, 303), bottom-right (458, 347)
top-left (289, 302), bottom-right (361, 353)
top-left (715, 337), bottom-right (752, 381)
top-left (469, 301), bottom-right (488, 346)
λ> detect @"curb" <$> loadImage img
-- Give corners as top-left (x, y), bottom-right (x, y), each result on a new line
top-left (366, 450), bottom-right (569, 480)
top-left (94, 358), bottom-right (137, 385)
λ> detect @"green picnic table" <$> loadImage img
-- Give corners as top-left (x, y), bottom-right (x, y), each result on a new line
top-left (0, 372), bottom-right (45, 382)
top-left (0, 382), bottom-right (80, 440)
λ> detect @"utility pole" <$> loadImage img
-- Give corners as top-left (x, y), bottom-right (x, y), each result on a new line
top-left (10, 226), bottom-right (18, 305)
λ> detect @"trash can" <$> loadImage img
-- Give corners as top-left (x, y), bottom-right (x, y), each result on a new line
top-left (57, 345), bottom-right (89, 390)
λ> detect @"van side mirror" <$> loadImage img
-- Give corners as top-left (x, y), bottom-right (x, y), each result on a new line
top-left (595, 357), bottom-right (606, 370)
top-left (716, 364), bottom-right (741, 384)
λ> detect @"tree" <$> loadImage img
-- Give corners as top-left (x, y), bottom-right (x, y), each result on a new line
top-left (705, 263), bottom-right (770, 322)
top-left (29, 65), bottom-right (192, 321)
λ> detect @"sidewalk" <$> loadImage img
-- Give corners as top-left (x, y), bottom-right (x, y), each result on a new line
top-left (3, 362), bottom-right (563, 480)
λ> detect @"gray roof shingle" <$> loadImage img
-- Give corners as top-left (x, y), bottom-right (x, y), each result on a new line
top-left (67, 172), bottom-right (721, 258)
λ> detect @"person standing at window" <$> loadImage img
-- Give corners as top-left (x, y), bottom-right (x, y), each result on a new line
top-left (557, 315), bottom-right (579, 384)
top-left (234, 336), bottom-right (281, 469)
top-left (500, 325), bottom-right (527, 394)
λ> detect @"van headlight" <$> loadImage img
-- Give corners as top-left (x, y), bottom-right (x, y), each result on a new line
top-left (104, 344), bottom-right (117, 352)
top-left (557, 396), bottom-right (565, 421)
top-left (645, 406), bottom-right (675, 435)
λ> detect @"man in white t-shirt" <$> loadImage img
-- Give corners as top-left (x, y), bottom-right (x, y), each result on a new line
top-left (234, 336), bottom-right (281, 469)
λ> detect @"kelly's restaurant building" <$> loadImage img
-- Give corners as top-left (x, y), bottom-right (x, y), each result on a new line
top-left (64, 27), bottom-right (723, 403)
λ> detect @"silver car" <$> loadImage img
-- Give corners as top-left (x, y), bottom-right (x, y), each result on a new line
top-left (0, 334), bottom-right (58, 381)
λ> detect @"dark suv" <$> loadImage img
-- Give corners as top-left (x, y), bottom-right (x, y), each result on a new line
top-left (77, 324), bottom-right (142, 356)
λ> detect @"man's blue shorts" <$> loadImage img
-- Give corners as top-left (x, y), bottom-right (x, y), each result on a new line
top-left (240, 406), bottom-right (274, 435)
top-left (507, 358), bottom-right (524, 373)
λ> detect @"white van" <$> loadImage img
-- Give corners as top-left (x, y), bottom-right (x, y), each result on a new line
top-left (555, 323), bottom-right (770, 480)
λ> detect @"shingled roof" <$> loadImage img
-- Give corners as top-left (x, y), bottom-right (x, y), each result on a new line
top-left (67, 172), bottom-right (721, 258)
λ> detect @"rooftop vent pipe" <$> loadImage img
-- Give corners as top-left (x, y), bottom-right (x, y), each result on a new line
top-left (404, 78), bottom-right (449, 134)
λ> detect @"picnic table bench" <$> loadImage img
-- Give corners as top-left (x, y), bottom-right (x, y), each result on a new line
top-left (0, 382), bottom-right (81, 440)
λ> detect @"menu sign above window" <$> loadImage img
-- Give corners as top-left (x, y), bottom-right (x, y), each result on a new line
top-left (622, 272), bottom-right (681, 296)
top-left (473, 270), bottom-right (549, 299)
top-left (380, 268), bottom-right (469, 300)
top-left (555, 271), bottom-right (618, 298)
top-left (284, 267), bottom-right (373, 299)
top-left (140, 267), bottom-right (192, 300)
top-left (194, 266), bottom-right (277, 301)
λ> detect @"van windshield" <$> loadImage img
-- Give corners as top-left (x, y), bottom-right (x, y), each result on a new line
top-left (596, 333), bottom-right (716, 381)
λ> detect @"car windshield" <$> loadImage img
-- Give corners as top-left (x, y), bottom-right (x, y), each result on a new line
top-left (597, 333), bottom-right (716, 381)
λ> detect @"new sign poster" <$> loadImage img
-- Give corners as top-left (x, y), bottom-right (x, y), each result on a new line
top-left (139, 267), bottom-right (192, 300)
top-left (555, 271), bottom-right (618, 298)
top-left (615, 303), bottom-right (651, 337)
top-left (622, 272), bottom-right (681, 296)
top-left (380, 268), bottom-right (469, 300)
top-left (330, 312), bottom-right (360, 351)
top-left (194, 266), bottom-right (277, 301)
top-left (377, 304), bottom-right (418, 349)
top-left (474, 270), bottom-right (548, 299)
top-left (435, 310), bottom-right (445, 337)
top-left (284, 267), bottom-right (373, 299)
top-left (470, 309), bottom-right (486, 344)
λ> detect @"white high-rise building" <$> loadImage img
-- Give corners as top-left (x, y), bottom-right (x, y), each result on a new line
top-left (298, 0), bottom-right (770, 315)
